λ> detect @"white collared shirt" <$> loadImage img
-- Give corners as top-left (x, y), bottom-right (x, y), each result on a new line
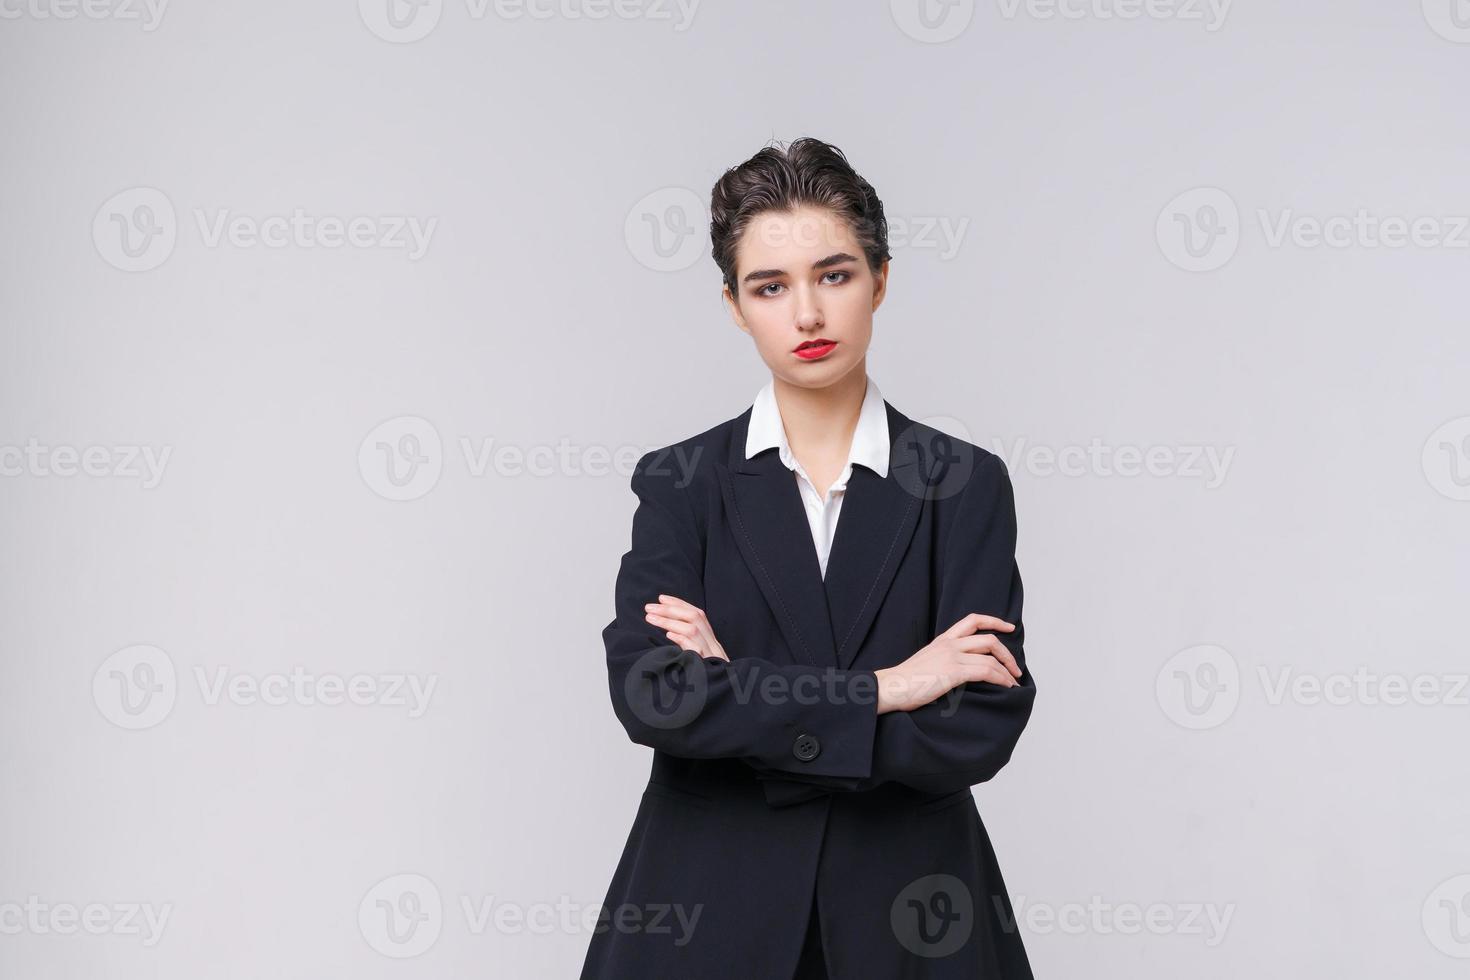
top-left (744, 375), bottom-right (890, 579)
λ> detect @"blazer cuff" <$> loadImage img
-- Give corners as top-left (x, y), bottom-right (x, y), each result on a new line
top-left (747, 668), bottom-right (880, 804)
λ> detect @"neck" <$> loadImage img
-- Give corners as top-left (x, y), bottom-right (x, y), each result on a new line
top-left (771, 362), bottom-right (868, 459)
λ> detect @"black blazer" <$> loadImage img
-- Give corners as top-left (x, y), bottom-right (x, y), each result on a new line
top-left (581, 397), bottom-right (1038, 979)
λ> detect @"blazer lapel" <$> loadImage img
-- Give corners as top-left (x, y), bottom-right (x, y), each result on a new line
top-left (717, 402), bottom-right (931, 672)
top-left (823, 402), bottom-right (927, 670)
top-left (719, 420), bottom-right (839, 669)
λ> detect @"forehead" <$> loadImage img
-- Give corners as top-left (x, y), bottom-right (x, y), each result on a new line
top-left (735, 206), bottom-right (860, 270)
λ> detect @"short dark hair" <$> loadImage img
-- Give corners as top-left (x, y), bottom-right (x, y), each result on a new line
top-left (709, 137), bottom-right (891, 300)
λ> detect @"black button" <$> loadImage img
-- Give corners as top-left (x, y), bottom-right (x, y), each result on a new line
top-left (793, 733), bottom-right (821, 762)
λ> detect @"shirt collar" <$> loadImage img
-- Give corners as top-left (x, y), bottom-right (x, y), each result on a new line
top-left (744, 375), bottom-right (890, 479)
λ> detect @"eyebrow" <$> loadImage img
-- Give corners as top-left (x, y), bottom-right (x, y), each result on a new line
top-left (741, 252), bottom-right (860, 285)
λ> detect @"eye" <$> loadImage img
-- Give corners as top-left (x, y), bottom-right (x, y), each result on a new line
top-left (823, 270), bottom-right (852, 285)
top-left (756, 282), bottom-right (785, 297)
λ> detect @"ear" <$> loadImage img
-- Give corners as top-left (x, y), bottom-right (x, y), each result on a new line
top-left (870, 259), bottom-right (890, 312)
top-left (722, 285), bottom-right (750, 334)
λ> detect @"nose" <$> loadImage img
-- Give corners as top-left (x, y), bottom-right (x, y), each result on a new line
top-left (793, 285), bottom-right (824, 330)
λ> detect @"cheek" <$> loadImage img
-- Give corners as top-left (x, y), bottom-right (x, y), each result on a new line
top-left (835, 287), bottom-right (875, 321)
top-left (746, 317), bottom-right (788, 355)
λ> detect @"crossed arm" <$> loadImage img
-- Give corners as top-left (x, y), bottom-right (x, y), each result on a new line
top-left (604, 451), bottom-right (1038, 806)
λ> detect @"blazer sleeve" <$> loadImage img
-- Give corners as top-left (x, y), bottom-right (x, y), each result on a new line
top-left (759, 453), bottom-right (1037, 806)
top-left (604, 452), bottom-right (881, 787)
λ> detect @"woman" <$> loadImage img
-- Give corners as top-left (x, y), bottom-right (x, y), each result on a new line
top-left (581, 138), bottom-right (1038, 979)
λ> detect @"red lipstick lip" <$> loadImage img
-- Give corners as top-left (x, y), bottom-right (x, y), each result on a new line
top-left (793, 339), bottom-right (838, 360)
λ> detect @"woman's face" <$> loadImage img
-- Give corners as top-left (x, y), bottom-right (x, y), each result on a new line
top-left (723, 205), bottom-right (888, 391)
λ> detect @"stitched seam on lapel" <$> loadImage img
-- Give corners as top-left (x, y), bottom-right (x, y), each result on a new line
top-left (725, 476), bottom-right (813, 664)
top-left (834, 489), bottom-right (918, 659)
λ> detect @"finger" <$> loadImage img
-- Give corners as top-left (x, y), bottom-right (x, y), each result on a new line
top-left (646, 603), bottom-right (700, 626)
top-left (955, 634), bottom-right (1022, 677)
top-left (943, 612), bottom-right (1015, 638)
top-left (648, 597), bottom-right (710, 626)
top-left (653, 597), bottom-right (720, 652)
top-left (956, 653), bottom-right (1018, 687)
top-left (975, 660), bottom-right (1016, 687)
top-left (666, 631), bottom-right (702, 654)
top-left (646, 612), bottom-right (697, 638)
top-left (657, 623), bottom-right (708, 656)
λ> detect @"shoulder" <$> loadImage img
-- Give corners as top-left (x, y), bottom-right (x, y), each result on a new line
top-left (885, 405), bottom-right (1011, 503)
top-left (629, 408), bottom-right (745, 509)
top-left (881, 406), bottom-right (1017, 559)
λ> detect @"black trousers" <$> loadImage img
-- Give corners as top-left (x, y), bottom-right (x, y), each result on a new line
top-left (792, 893), bottom-right (827, 979)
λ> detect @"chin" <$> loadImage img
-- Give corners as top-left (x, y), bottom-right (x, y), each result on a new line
top-left (778, 358), bottom-right (858, 390)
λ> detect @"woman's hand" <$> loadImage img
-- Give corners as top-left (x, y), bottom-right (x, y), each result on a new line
top-left (644, 593), bottom-right (730, 662)
top-left (873, 613), bottom-right (1022, 714)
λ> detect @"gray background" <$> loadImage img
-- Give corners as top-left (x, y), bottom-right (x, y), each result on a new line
top-left (3, 0), bottom-right (1468, 976)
